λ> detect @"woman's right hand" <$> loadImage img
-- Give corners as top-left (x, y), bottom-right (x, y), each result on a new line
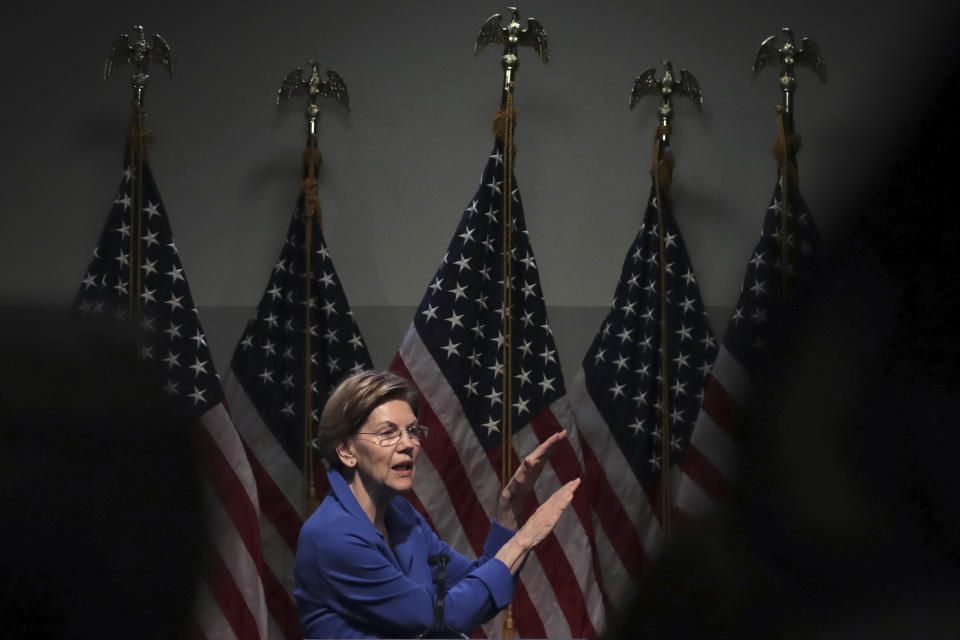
top-left (494, 477), bottom-right (581, 575)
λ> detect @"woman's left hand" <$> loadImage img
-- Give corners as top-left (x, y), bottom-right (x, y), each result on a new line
top-left (496, 431), bottom-right (567, 529)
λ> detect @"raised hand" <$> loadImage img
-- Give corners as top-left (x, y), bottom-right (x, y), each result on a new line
top-left (494, 477), bottom-right (581, 575)
top-left (496, 431), bottom-right (567, 529)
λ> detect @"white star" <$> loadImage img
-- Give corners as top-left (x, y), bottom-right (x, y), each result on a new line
top-left (189, 357), bottom-right (208, 377)
top-left (140, 287), bottom-right (156, 304)
top-left (701, 334), bottom-right (717, 350)
top-left (166, 294), bottom-right (184, 312)
top-left (538, 375), bottom-right (556, 394)
top-left (518, 339), bottom-right (534, 358)
top-left (681, 268), bottom-right (697, 287)
top-left (143, 201), bottom-right (161, 218)
top-left (324, 328), bottom-right (338, 344)
top-left (445, 311), bottom-right (465, 329)
top-left (166, 323), bottom-right (183, 340)
top-left (326, 356), bottom-right (340, 373)
top-left (188, 386), bottom-right (206, 405)
top-left (114, 252), bottom-right (130, 268)
top-left (467, 348), bottom-right (482, 368)
top-left (484, 205), bottom-right (499, 224)
top-left (441, 339), bottom-right (461, 359)
top-left (421, 303), bottom-right (439, 322)
top-left (318, 272), bottom-right (336, 288)
top-left (190, 330), bottom-right (207, 349)
top-left (113, 279), bottom-right (128, 296)
top-left (622, 300), bottom-right (638, 317)
top-left (664, 231), bottom-right (677, 248)
top-left (266, 284), bottom-right (283, 300)
top-left (520, 310), bottom-right (535, 328)
top-left (450, 282), bottom-right (469, 302)
top-left (633, 390), bottom-right (648, 406)
top-left (115, 193), bottom-right (131, 210)
top-left (679, 296), bottom-right (696, 314)
top-left (164, 379), bottom-right (178, 396)
top-left (673, 351), bottom-right (690, 370)
top-left (520, 252), bottom-right (537, 272)
top-left (464, 378), bottom-right (479, 397)
top-left (142, 229), bottom-right (159, 247)
top-left (750, 278), bottom-right (767, 298)
top-left (639, 335), bottom-right (653, 352)
top-left (281, 403), bottom-right (295, 418)
top-left (139, 344), bottom-right (153, 360)
top-left (628, 419), bottom-right (646, 436)
top-left (487, 177), bottom-right (502, 195)
top-left (482, 417), bottom-right (500, 436)
top-left (258, 368), bottom-right (274, 384)
top-left (488, 360), bottom-right (503, 379)
top-left (594, 348), bottom-right (607, 364)
top-left (626, 273), bottom-right (641, 290)
top-left (322, 300), bottom-right (337, 316)
top-left (453, 255), bottom-right (472, 272)
top-left (520, 281), bottom-right (537, 299)
top-left (515, 396), bottom-right (531, 415)
top-left (613, 354), bottom-right (630, 372)
top-left (261, 340), bottom-right (276, 356)
top-left (635, 362), bottom-right (651, 379)
top-left (675, 323), bottom-right (693, 342)
top-left (282, 374), bottom-right (295, 389)
top-left (731, 307), bottom-right (744, 324)
top-left (490, 150), bottom-right (503, 165)
top-left (485, 388), bottom-right (502, 407)
top-left (609, 381), bottom-right (626, 399)
top-left (465, 199), bottom-right (479, 216)
top-left (458, 226), bottom-right (476, 245)
top-left (671, 379), bottom-right (687, 398)
top-left (540, 347), bottom-right (556, 365)
top-left (349, 334), bottom-right (364, 350)
top-left (515, 368), bottom-right (532, 387)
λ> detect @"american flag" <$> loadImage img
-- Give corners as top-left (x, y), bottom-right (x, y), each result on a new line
top-left (223, 196), bottom-right (374, 640)
top-left (75, 148), bottom-right (269, 639)
top-left (568, 185), bottom-right (718, 615)
top-left (390, 141), bottom-right (605, 638)
top-left (675, 175), bottom-right (821, 517)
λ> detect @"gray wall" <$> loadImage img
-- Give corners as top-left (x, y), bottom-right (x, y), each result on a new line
top-left (2, 1), bottom-right (956, 375)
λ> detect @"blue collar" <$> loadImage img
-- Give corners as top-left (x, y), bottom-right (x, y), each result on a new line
top-left (326, 468), bottom-right (418, 542)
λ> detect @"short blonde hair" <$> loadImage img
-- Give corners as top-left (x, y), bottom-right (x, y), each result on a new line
top-left (315, 370), bottom-right (420, 471)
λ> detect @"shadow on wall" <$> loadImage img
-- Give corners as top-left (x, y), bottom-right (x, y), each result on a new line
top-left (0, 309), bottom-right (205, 640)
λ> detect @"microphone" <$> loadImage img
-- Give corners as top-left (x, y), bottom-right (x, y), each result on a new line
top-left (415, 554), bottom-right (467, 639)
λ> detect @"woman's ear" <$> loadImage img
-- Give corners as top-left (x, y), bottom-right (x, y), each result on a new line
top-left (335, 440), bottom-right (357, 468)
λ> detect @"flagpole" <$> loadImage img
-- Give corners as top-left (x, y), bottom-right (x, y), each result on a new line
top-left (104, 26), bottom-right (171, 352)
top-left (630, 60), bottom-right (702, 541)
top-left (276, 62), bottom-right (349, 516)
top-left (476, 9), bottom-right (549, 638)
top-left (752, 28), bottom-right (826, 298)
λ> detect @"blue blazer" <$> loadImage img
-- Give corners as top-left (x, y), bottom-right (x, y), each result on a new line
top-left (294, 469), bottom-right (516, 638)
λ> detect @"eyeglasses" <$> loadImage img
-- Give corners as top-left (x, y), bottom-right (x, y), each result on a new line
top-left (355, 424), bottom-right (429, 447)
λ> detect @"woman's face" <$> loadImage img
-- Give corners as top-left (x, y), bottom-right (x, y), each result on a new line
top-left (348, 399), bottom-right (421, 497)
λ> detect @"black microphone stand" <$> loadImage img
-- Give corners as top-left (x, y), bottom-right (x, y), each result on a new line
top-left (414, 554), bottom-right (468, 639)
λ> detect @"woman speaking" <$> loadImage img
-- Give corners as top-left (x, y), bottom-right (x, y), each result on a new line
top-left (294, 370), bottom-right (580, 638)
